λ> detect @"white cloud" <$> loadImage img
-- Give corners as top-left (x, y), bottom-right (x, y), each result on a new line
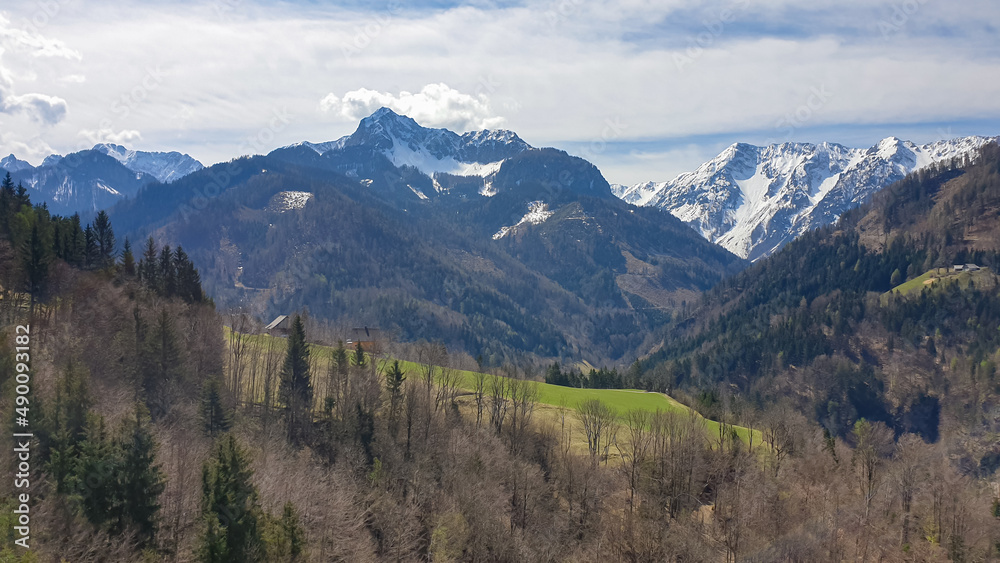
top-left (0, 14), bottom-right (77, 126)
top-left (0, 1), bottom-right (994, 177)
top-left (78, 127), bottom-right (142, 146)
top-left (2, 91), bottom-right (68, 124)
top-left (320, 83), bottom-right (506, 131)
top-left (0, 14), bottom-right (81, 59)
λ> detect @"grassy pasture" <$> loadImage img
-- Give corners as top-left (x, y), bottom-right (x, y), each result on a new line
top-left (226, 329), bottom-right (759, 445)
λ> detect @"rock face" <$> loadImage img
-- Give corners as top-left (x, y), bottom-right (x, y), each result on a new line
top-left (612, 136), bottom-right (998, 261)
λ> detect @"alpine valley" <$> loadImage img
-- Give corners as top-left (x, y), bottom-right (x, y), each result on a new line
top-left (104, 108), bottom-right (744, 364)
top-left (3, 108), bottom-right (996, 365)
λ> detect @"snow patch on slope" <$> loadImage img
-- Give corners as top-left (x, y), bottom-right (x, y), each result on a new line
top-left (493, 201), bottom-right (554, 240)
top-left (268, 191), bottom-right (314, 212)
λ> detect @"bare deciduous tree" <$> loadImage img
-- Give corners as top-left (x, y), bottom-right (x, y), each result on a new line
top-left (576, 399), bottom-right (617, 464)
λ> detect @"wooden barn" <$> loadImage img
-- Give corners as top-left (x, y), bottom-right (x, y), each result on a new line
top-left (347, 327), bottom-right (383, 353)
top-left (265, 315), bottom-right (291, 337)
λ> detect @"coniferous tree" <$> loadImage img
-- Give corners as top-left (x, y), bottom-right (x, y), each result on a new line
top-left (140, 236), bottom-right (158, 288)
top-left (158, 245), bottom-right (176, 297)
top-left (66, 213), bottom-right (85, 267)
top-left (115, 404), bottom-right (165, 546)
top-left (200, 434), bottom-right (264, 562)
top-left (141, 309), bottom-right (185, 419)
top-left (14, 182), bottom-right (28, 207)
top-left (93, 210), bottom-right (116, 269)
top-left (71, 414), bottom-right (121, 528)
top-left (265, 501), bottom-right (305, 561)
top-left (351, 340), bottom-right (366, 368)
top-left (121, 237), bottom-right (136, 277)
top-left (22, 218), bottom-right (51, 314)
top-left (201, 375), bottom-right (232, 437)
top-left (280, 315), bottom-right (312, 445)
top-left (385, 360), bottom-right (405, 432)
top-left (175, 246), bottom-right (203, 302)
top-left (83, 224), bottom-right (98, 269)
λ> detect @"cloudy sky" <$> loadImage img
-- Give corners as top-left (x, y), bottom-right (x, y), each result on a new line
top-left (1, 0), bottom-right (999, 185)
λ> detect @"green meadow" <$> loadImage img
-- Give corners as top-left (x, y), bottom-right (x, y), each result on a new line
top-left (227, 328), bottom-right (759, 444)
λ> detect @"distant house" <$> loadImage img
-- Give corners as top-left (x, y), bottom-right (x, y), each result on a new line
top-left (265, 315), bottom-right (291, 337)
top-left (953, 264), bottom-right (981, 273)
top-left (347, 327), bottom-right (383, 353)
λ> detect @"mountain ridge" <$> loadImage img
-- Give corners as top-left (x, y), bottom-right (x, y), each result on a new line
top-left (612, 135), bottom-right (998, 261)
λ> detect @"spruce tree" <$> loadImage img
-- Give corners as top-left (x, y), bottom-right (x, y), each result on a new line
top-left (174, 246), bottom-right (203, 303)
top-left (115, 404), bottom-right (165, 546)
top-left (140, 236), bottom-right (158, 288)
top-left (121, 238), bottom-right (136, 277)
top-left (83, 224), bottom-right (98, 269)
top-left (158, 245), bottom-right (176, 297)
top-left (67, 214), bottom-right (85, 267)
top-left (200, 434), bottom-right (263, 562)
top-left (71, 414), bottom-right (121, 529)
top-left (385, 360), bottom-right (405, 432)
top-left (201, 375), bottom-right (232, 437)
top-left (22, 220), bottom-right (50, 313)
top-left (351, 341), bottom-right (366, 368)
top-left (141, 309), bottom-right (185, 419)
top-left (280, 315), bottom-right (312, 445)
top-left (93, 210), bottom-right (116, 269)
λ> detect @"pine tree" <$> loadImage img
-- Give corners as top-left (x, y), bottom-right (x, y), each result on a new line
top-left (115, 404), bottom-right (165, 546)
top-left (201, 375), bottom-right (232, 437)
top-left (200, 434), bottom-right (264, 562)
top-left (280, 315), bottom-right (312, 445)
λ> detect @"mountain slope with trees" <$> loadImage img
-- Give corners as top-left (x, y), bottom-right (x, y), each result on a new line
top-left (106, 130), bottom-right (743, 364)
top-left (634, 144), bottom-right (1000, 461)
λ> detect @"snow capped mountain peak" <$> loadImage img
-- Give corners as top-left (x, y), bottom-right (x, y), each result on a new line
top-left (616, 135), bottom-right (999, 261)
top-left (0, 154), bottom-right (33, 173)
top-left (92, 143), bottom-right (203, 183)
top-left (276, 108), bottom-right (533, 188)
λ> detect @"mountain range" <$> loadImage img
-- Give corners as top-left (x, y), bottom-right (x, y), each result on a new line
top-left (612, 135), bottom-right (997, 261)
top-left (3, 110), bottom-right (994, 269)
top-left (107, 108), bottom-right (743, 363)
top-left (0, 145), bottom-right (202, 215)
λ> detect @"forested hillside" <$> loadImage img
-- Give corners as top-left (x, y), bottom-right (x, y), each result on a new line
top-left (2, 167), bottom-right (999, 561)
top-left (107, 149), bottom-right (742, 365)
top-left (637, 144), bottom-right (1000, 462)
